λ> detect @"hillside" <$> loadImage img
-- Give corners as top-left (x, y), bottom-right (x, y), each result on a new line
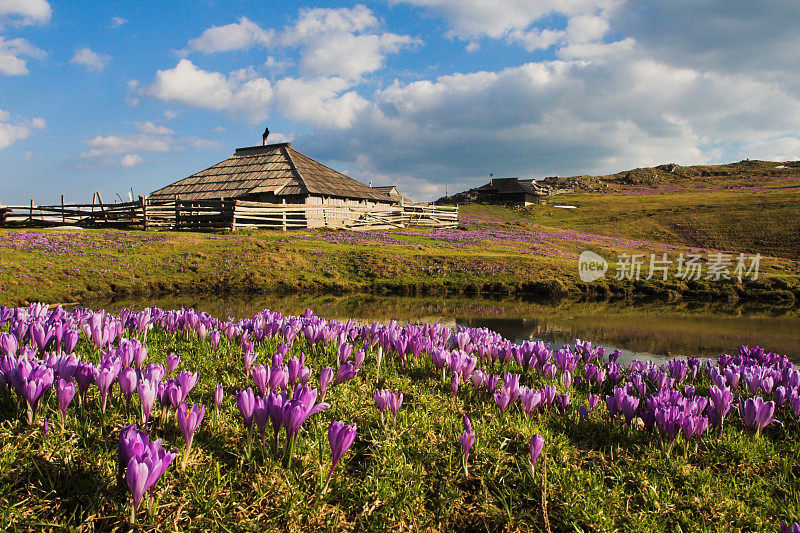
top-left (542, 159), bottom-right (800, 193)
top-left (441, 160), bottom-right (800, 260)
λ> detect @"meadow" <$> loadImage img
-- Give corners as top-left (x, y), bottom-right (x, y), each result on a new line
top-left (1, 201), bottom-right (799, 307)
top-left (1, 303), bottom-right (799, 531)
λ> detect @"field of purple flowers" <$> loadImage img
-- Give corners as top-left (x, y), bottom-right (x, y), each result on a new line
top-left (1, 302), bottom-right (799, 530)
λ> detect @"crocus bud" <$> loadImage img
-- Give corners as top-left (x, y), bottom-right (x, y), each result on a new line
top-left (214, 383), bottom-right (224, 410)
top-left (166, 353), bottom-right (180, 376)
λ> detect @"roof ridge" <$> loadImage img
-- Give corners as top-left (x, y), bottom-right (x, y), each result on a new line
top-left (282, 145), bottom-right (308, 195)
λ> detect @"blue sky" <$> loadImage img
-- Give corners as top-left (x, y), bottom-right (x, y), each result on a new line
top-left (1, 0), bottom-right (799, 204)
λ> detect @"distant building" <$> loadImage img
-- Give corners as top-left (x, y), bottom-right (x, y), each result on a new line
top-left (371, 185), bottom-right (415, 205)
top-left (471, 177), bottom-right (550, 206)
top-left (150, 129), bottom-right (396, 208)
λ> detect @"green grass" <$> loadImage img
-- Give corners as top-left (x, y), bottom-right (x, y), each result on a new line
top-left (1, 317), bottom-right (798, 530)
top-left (1, 203), bottom-right (799, 307)
top-left (519, 174), bottom-right (800, 260)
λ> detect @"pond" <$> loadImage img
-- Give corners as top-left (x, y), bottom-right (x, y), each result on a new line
top-left (80, 293), bottom-right (800, 365)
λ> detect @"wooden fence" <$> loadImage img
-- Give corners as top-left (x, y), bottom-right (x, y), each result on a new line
top-left (0, 196), bottom-right (458, 231)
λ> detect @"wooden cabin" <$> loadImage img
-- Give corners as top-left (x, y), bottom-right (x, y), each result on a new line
top-left (371, 185), bottom-right (415, 205)
top-left (149, 132), bottom-right (396, 212)
top-left (471, 177), bottom-right (550, 206)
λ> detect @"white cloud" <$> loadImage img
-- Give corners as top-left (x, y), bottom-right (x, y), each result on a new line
top-left (0, 0), bottom-right (51, 26)
top-left (273, 76), bottom-right (369, 129)
top-left (120, 153), bottom-right (143, 167)
top-left (82, 129), bottom-right (220, 167)
top-left (279, 5), bottom-right (419, 80)
top-left (109, 16), bottom-right (127, 29)
top-left (182, 6), bottom-right (418, 81)
top-left (291, 48), bottom-right (800, 200)
top-left (136, 121), bottom-right (174, 135)
top-left (0, 110), bottom-right (45, 149)
top-left (0, 36), bottom-right (45, 75)
top-left (70, 48), bottom-right (110, 72)
top-left (391, 0), bottom-right (612, 40)
top-left (187, 17), bottom-right (272, 54)
top-left (163, 110), bottom-right (178, 120)
top-left (390, 0), bottom-right (623, 57)
top-left (744, 137), bottom-right (800, 162)
top-left (142, 59), bottom-right (273, 121)
top-left (83, 134), bottom-right (172, 158)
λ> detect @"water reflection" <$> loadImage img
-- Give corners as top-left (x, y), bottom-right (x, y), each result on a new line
top-left (82, 294), bottom-right (800, 363)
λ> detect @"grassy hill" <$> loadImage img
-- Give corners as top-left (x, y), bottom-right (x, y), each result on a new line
top-left (455, 160), bottom-right (800, 260)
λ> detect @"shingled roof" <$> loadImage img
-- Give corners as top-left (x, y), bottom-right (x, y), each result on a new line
top-left (149, 142), bottom-right (395, 203)
top-left (473, 177), bottom-right (549, 196)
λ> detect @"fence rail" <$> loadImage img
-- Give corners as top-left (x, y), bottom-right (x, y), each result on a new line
top-left (0, 196), bottom-right (458, 231)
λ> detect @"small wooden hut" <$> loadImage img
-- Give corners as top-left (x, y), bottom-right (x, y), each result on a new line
top-left (371, 185), bottom-right (415, 205)
top-left (471, 177), bottom-right (550, 206)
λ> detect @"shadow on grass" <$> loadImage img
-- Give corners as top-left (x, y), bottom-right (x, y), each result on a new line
top-left (1, 452), bottom-right (119, 528)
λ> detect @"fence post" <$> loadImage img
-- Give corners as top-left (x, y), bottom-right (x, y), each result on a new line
top-left (29, 199), bottom-right (33, 222)
top-left (61, 195), bottom-right (65, 224)
top-left (231, 200), bottom-right (237, 231)
top-left (139, 196), bottom-right (148, 230)
top-left (174, 195), bottom-right (180, 230)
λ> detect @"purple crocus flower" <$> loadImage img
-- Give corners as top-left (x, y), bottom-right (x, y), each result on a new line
top-left (353, 349), bottom-right (365, 370)
top-left (252, 365), bottom-right (270, 396)
top-left (520, 388), bottom-right (543, 418)
top-left (319, 366), bottom-right (333, 402)
top-left (0, 332), bottom-right (18, 356)
top-left (236, 388), bottom-right (256, 429)
top-left (243, 351), bottom-right (257, 376)
top-left (214, 383), bottom-right (224, 411)
top-left (137, 378), bottom-right (157, 425)
top-left (74, 361), bottom-right (97, 403)
top-left (176, 402), bottom-right (205, 469)
top-left (125, 457), bottom-right (150, 512)
top-left (337, 342), bottom-right (353, 365)
top-left (209, 330), bottom-right (221, 351)
top-left (387, 391), bottom-right (403, 421)
top-left (237, 388), bottom-right (257, 458)
top-left (709, 385), bottom-right (734, 438)
top-left (323, 420), bottom-right (357, 492)
top-left (561, 370), bottom-right (572, 391)
top-left (587, 393), bottom-right (600, 413)
top-left (529, 434), bottom-right (545, 477)
top-left (56, 378), bottom-right (76, 421)
top-left (780, 522), bottom-right (800, 533)
top-left (266, 391), bottom-right (287, 453)
top-left (739, 397), bottom-right (780, 437)
top-left (119, 367), bottom-right (138, 402)
top-left (166, 353), bottom-right (180, 376)
top-left (281, 386), bottom-right (330, 465)
top-left (96, 357), bottom-right (122, 413)
top-left (253, 396), bottom-right (270, 444)
top-left (63, 330), bottom-right (79, 356)
top-left (460, 415), bottom-right (476, 477)
top-left (333, 361), bottom-right (358, 386)
top-left (451, 372), bottom-right (459, 398)
top-left (20, 367), bottom-right (54, 425)
top-left (494, 386), bottom-right (511, 413)
top-left (125, 448), bottom-right (176, 523)
top-left (485, 373), bottom-right (500, 394)
top-left (175, 371), bottom-right (198, 401)
top-left (471, 369), bottom-right (486, 390)
top-left (373, 389), bottom-right (390, 424)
